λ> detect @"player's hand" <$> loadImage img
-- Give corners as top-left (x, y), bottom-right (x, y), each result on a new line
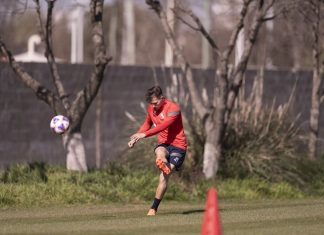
top-left (128, 139), bottom-right (136, 148)
top-left (130, 133), bottom-right (146, 142)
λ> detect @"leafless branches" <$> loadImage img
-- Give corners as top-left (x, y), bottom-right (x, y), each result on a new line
top-left (173, 2), bottom-right (220, 59)
top-left (0, 38), bottom-right (60, 110)
top-left (33, 0), bottom-right (71, 112)
top-left (71, 0), bottom-right (111, 122)
top-left (223, 0), bottom-right (253, 65)
top-left (0, 0), bottom-right (29, 15)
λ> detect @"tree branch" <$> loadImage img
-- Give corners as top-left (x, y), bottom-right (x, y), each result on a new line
top-left (33, 0), bottom-right (45, 40)
top-left (174, 13), bottom-right (199, 31)
top-left (226, 0), bottom-right (276, 122)
top-left (0, 38), bottom-right (61, 112)
top-left (175, 5), bottom-right (220, 56)
top-left (34, 0), bottom-right (70, 111)
top-left (223, 0), bottom-right (253, 63)
top-left (72, 0), bottom-right (110, 124)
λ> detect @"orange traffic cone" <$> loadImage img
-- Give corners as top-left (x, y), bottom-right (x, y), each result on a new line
top-left (201, 188), bottom-right (222, 235)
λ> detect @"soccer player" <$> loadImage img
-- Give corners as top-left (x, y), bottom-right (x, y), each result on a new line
top-left (128, 86), bottom-right (187, 216)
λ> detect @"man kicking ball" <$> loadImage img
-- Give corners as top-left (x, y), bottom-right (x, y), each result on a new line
top-left (128, 86), bottom-right (187, 216)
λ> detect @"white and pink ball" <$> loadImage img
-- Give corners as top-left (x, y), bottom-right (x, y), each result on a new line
top-left (50, 115), bottom-right (70, 134)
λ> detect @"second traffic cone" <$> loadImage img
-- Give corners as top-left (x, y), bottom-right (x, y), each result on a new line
top-left (201, 188), bottom-right (222, 235)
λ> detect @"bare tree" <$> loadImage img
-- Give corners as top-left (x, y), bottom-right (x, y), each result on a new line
top-left (146, 0), bottom-right (282, 178)
top-left (0, 0), bottom-right (110, 171)
top-left (296, 0), bottom-right (324, 160)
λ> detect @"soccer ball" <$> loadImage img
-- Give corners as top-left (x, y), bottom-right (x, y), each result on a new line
top-left (50, 115), bottom-right (70, 134)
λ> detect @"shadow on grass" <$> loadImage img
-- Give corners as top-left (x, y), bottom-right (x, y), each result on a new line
top-left (182, 209), bottom-right (205, 215)
top-left (163, 208), bottom-right (205, 215)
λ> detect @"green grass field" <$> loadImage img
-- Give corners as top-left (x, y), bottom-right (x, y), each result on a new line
top-left (1, 199), bottom-right (324, 235)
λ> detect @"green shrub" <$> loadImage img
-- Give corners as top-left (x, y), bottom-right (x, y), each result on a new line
top-left (1, 162), bottom-right (48, 184)
top-left (0, 162), bottom-right (323, 208)
top-left (220, 108), bottom-right (305, 183)
top-left (194, 178), bottom-right (305, 200)
top-left (269, 182), bottom-right (304, 199)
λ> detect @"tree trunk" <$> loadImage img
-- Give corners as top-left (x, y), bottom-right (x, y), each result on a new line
top-left (203, 117), bottom-right (221, 179)
top-left (308, 78), bottom-right (320, 160)
top-left (308, 0), bottom-right (322, 161)
top-left (95, 88), bottom-right (102, 169)
top-left (308, 67), bottom-right (321, 160)
top-left (203, 66), bottom-right (228, 178)
top-left (63, 132), bottom-right (88, 172)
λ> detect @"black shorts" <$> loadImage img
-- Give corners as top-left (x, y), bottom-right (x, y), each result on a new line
top-left (154, 144), bottom-right (186, 170)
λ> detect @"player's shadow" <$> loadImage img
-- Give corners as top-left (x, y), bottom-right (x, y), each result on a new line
top-left (170, 208), bottom-right (224, 215)
top-left (182, 209), bottom-right (205, 214)
top-left (167, 209), bottom-right (204, 215)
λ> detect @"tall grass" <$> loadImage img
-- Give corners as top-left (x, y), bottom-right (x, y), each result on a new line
top-left (1, 162), bottom-right (324, 208)
top-left (0, 163), bottom-right (187, 208)
top-left (220, 76), bottom-right (312, 186)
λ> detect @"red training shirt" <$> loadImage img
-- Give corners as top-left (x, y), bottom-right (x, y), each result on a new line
top-left (138, 99), bottom-right (187, 150)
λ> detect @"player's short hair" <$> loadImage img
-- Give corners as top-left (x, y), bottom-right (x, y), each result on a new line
top-left (145, 86), bottom-right (163, 103)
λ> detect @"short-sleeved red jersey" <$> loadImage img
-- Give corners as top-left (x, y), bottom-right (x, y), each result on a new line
top-left (138, 99), bottom-right (187, 150)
